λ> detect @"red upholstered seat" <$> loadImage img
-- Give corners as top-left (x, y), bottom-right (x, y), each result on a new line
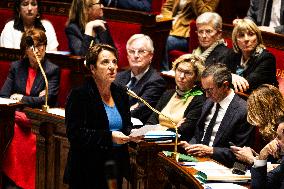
top-left (0, 60), bottom-right (11, 89)
top-left (0, 8), bottom-right (13, 33)
top-left (169, 21), bottom-right (198, 63)
top-left (151, 0), bottom-right (164, 14)
top-left (106, 20), bottom-right (141, 69)
top-left (57, 68), bottom-right (72, 108)
top-left (267, 47), bottom-right (284, 95)
top-left (42, 14), bottom-right (69, 51)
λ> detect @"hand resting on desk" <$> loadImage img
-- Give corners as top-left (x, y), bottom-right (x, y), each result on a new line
top-left (180, 141), bottom-right (214, 156)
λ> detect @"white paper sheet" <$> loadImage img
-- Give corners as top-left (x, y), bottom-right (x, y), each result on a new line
top-left (0, 97), bottom-right (19, 104)
top-left (47, 108), bottom-right (65, 117)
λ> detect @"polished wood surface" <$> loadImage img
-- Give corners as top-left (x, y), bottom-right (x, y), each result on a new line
top-left (0, 103), bottom-right (23, 188)
top-left (158, 152), bottom-right (204, 189)
top-left (158, 152), bottom-right (251, 189)
top-left (24, 107), bottom-right (68, 189)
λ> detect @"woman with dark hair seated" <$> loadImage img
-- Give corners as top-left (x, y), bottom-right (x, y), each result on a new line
top-left (147, 54), bottom-right (205, 140)
top-left (0, 0), bottom-right (58, 51)
top-left (0, 28), bottom-right (60, 189)
top-left (65, 0), bottom-right (115, 56)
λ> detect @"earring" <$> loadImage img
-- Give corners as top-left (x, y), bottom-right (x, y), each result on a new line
top-left (36, 13), bottom-right (40, 19)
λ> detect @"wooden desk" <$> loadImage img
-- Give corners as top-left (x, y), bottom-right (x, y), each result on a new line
top-left (129, 141), bottom-right (180, 189)
top-left (0, 103), bottom-right (23, 188)
top-left (158, 152), bottom-right (251, 189)
top-left (24, 107), bottom-right (68, 189)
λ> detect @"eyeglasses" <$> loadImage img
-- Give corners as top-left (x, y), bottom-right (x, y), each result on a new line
top-left (21, 1), bottom-right (38, 7)
top-left (127, 49), bottom-right (149, 56)
top-left (175, 67), bottom-right (194, 78)
top-left (196, 29), bottom-right (217, 37)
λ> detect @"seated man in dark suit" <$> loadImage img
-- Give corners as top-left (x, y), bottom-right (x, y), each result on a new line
top-left (251, 116), bottom-right (284, 189)
top-left (115, 34), bottom-right (166, 124)
top-left (181, 63), bottom-right (253, 167)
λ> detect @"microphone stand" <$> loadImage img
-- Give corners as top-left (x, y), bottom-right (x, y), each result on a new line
top-left (32, 47), bottom-right (49, 112)
top-left (126, 89), bottom-right (179, 161)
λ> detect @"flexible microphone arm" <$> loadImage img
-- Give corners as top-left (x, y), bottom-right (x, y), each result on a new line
top-left (26, 36), bottom-right (49, 112)
top-left (126, 88), bottom-right (179, 161)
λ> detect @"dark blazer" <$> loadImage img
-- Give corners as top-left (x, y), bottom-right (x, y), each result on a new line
top-left (147, 88), bottom-right (206, 140)
top-left (115, 67), bottom-right (166, 124)
top-left (0, 58), bottom-right (60, 108)
top-left (190, 94), bottom-right (253, 167)
top-left (204, 43), bottom-right (232, 67)
top-left (251, 156), bottom-right (284, 189)
top-left (246, 0), bottom-right (284, 34)
top-left (227, 49), bottom-right (278, 92)
top-left (65, 22), bottom-right (115, 56)
top-left (65, 77), bottom-right (132, 189)
top-left (102, 0), bottom-right (152, 12)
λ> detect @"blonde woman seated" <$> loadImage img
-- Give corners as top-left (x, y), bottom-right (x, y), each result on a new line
top-left (147, 54), bottom-right (205, 140)
top-left (231, 84), bottom-right (284, 165)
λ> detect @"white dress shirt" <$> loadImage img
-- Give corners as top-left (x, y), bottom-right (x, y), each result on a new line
top-left (202, 89), bottom-right (235, 146)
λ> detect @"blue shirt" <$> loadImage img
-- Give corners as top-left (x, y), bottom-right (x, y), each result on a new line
top-left (103, 103), bottom-right (123, 146)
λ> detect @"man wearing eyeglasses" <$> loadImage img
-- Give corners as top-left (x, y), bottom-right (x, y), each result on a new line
top-left (181, 63), bottom-right (253, 168)
top-left (115, 34), bottom-right (166, 125)
top-left (192, 12), bottom-right (232, 67)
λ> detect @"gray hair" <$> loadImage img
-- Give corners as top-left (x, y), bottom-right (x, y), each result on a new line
top-left (126, 34), bottom-right (154, 53)
top-left (196, 12), bottom-right (222, 30)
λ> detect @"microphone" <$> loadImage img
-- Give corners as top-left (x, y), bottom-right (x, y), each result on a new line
top-left (26, 36), bottom-right (35, 50)
top-left (105, 160), bottom-right (118, 189)
top-left (26, 36), bottom-right (49, 112)
top-left (124, 86), bottom-right (179, 161)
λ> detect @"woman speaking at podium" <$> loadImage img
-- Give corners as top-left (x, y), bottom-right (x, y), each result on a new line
top-left (147, 54), bottom-right (206, 140)
top-left (64, 44), bottom-right (137, 189)
top-left (0, 28), bottom-right (60, 189)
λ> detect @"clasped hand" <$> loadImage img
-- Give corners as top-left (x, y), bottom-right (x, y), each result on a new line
top-left (180, 141), bottom-right (214, 157)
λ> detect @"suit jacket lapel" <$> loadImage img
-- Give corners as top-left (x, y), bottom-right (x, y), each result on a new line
top-left (213, 95), bottom-right (237, 146)
top-left (196, 100), bottom-right (214, 142)
top-left (30, 63), bottom-right (45, 96)
top-left (131, 67), bottom-right (152, 95)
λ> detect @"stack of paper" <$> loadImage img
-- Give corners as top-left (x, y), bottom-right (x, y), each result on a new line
top-left (144, 130), bottom-right (177, 141)
top-left (183, 161), bottom-right (251, 182)
top-left (0, 97), bottom-right (18, 104)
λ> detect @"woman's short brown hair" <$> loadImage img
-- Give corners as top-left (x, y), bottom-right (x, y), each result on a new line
top-left (85, 44), bottom-right (118, 69)
top-left (20, 28), bottom-right (47, 58)
top-left (172, 54), bottom-right (204, 82)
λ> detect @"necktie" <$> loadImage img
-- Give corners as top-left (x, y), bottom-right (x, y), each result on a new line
top-left (201, 103), bottom-right (221, 145)
top-left (128, 77), bottom-right (137, 90)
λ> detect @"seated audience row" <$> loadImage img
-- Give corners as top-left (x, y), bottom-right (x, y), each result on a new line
top-left (191, 12), bottom-right (277, 94)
